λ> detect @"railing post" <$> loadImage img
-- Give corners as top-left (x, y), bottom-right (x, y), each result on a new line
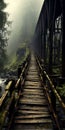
top-left (18, 66), bottom-right (22, 78)
top-left (51, 78), bottom-right (57, 112)
top-left (10, 79), bottom-right (15, 96)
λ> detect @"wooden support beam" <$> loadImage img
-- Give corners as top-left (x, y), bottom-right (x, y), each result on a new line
top-left (62, 0), bottom-right (65, 77)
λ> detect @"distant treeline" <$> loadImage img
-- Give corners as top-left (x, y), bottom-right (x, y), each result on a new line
top-left (0, 0), bottom-right (9, 72)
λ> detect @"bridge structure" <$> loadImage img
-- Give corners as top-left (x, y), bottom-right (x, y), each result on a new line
top-left (0, 0), bottom-right (65, 130)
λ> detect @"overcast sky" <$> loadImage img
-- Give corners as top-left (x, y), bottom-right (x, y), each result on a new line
top-left (4, 0), bottom-right (44, 54)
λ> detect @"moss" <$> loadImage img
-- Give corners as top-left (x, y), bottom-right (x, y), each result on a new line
top-left (52, 67), bottom-right (61, 75)
top-left (4, 44), bottom-right (29, 72)
top-left (57, 84), bottom-right (65, 102)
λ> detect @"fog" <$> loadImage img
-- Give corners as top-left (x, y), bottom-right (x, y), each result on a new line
top-left (4, 0), bottom-right (44, 55)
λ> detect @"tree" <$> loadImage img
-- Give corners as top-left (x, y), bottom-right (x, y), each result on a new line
top-left (0, 0), bottom-right (7, 72)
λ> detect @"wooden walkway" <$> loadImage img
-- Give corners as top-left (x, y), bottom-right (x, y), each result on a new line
top-left (11, 54), bottom-right (53, 130)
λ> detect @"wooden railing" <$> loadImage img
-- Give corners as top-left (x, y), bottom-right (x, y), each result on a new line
top-left (0, 53), bottom-right (30, 130)
top-left (36, 56), bottom-right (65, 129)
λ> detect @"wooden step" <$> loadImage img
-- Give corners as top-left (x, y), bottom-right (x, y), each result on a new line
top-left (22, 95), bottom-right (46, 100)
top-left (23, 88), bottom-right (43, 93)
top-left (13, 120), bottom-right (53, 130)
top-left (17, 110), bottom-right (49, 115)
top-left (24, 85), bottom-right (42, 89)
top-left (19, 98), bottom-right (47, 105)
top-left (19, 105), bottom-right (49, 111)
top-left (13, 124), bottom-right (53, 130)
top-left (11, 54), bottom-right (53, 130)
top-left (26, 78), bottom-right (39, 82)
top-left (15, 114), bottom-right (51, 119)
top-left (27, 74), bottom-right (39, 77)
top-left (14, 118), bottom-right (52, 124)
top-left (20, 98), bottom-right (47, 103)
top-left (27, 72), bottom-right (38, 74)
top-left (22, 92), bottom-right (45, 96)
top-left (25, 81), bottom-right (41, 86)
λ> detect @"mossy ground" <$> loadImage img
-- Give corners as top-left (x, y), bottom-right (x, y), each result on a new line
top-left (57, 84), bottom-right (65, 103)
top-left (4, 44), bottom-right (29, 72)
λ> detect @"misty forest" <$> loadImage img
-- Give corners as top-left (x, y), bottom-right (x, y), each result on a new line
top-left (0, 0), bottom-right (7, 72)
top-left (0, 0), bottom-right (43, 74)
top-left (0, 0), bottom-right (65, 129)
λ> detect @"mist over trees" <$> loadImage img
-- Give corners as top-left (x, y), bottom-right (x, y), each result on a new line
top-left (0, 0), bottom-right (8, 72)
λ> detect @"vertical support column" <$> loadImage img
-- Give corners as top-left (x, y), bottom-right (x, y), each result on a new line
top-left (48, 27), bottom-right (53, 74)
top-left (43, 32), bottom-right (46, 67)
top-left (40, 15), bottom-right (43, 59)
top-left (18, 66), bottom-right (22, 78)
top-left (62, 0), bottom-right (65, 77)
top-left (51, 78), bottom-right (57, 112)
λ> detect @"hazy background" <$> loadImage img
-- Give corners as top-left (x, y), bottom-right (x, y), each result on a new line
top-left (4, 0), bottom-right (44, 55)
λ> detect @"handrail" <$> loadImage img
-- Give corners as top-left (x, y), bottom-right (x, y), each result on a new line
top-left (36, 56), bottom-right (65, 113)
top-left (0, 91), bottom-right (8, 108)
top-left (0, 92), bottom-right (15, 130)
top-left (15, 61), bottom-right (29, 90)
top-left (44, 70), bottom-right (65, 112)
top-left (0, 81), bottom-right (12, 108)
top-left (5, 81), bottom-right (12, 91)
top-left (0, 53), bottom-right (30, 130)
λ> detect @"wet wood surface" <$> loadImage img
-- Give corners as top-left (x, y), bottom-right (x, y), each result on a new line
top-left (12, 54), bottom-right (53, 130)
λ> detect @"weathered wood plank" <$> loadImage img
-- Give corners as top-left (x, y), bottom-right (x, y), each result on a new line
top-left (14, 118), bottom-right (52, 124)
top-left (11, 54), bottom-right (53, 130)
top-left (19, 106), bottom-right (49, 111)
top-left (19, 100), bottom-right (47, 105)
top-left (23, 88), bottom-right (43, 93)
top-left (24, 86), bottom-right (42, 89)
top-left (22, 91), bottom-right (45, 96)
top-left (22, 95), bottom-right (46, 99)
top-left (25, 81), bottom-right (41, 86)
top-left (15, 114), bottom-right (51, 119)
top-left (19, 100), bottom-right (48, 106)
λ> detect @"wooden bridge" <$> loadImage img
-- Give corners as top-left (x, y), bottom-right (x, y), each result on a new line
top-left (0, 53), bottom-right (65, 130)
top-left (0, 0), bottom-right (65, 129)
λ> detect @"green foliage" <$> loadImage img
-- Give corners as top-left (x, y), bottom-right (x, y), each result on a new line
top-left (57, 84), bottom-right (65, 99)
top-left (52, 67), bottom-right (61, 75)
top-left (0, 0), bottom-right (6, 10)
top-left (5, 44), bottom-right (29, 71)
top-left (56, 85), bottom-right (65, 103)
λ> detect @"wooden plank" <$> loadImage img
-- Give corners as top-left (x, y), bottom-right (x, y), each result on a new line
top-left (0, 91), bottom-right (8, 107)
top-left (14, 118), bottom-right (52, 124)
top-left (22, 91), bottom-right (44, 95)
top-left (19, 106), bottom-right (49, 111)
top-left (5, 81), bottom-right (12, 90)
top-left (22, 92), bottom-right (44, 96)
top-left (26, 78), bottom-right (39, 82)
top-left (19, 101), bottom-right (48, 106)
top-left (24, 86), bottom-right (42, 89)
top-left (15, 114), bottom-right (51, 119)
top-left (25, 81), bottom-right (41, 86)
top-left (19, 101), bottom-right (47, 106)
top-left (22, 95), bottom-right (46, 100)
top-left (20, 98), bottom-right (47, 102)
top-left (23, 89), bottom-right (43, 93)
top-left (27, 74), bottom-right (38, 76)
top-left (27, 72), bottom-right (38, 74)
top-left (27, 70), bottom-right (38, 72)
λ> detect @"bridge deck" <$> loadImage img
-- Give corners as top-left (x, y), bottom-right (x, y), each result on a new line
top-left (11, 54), bottom-right (53, 130)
